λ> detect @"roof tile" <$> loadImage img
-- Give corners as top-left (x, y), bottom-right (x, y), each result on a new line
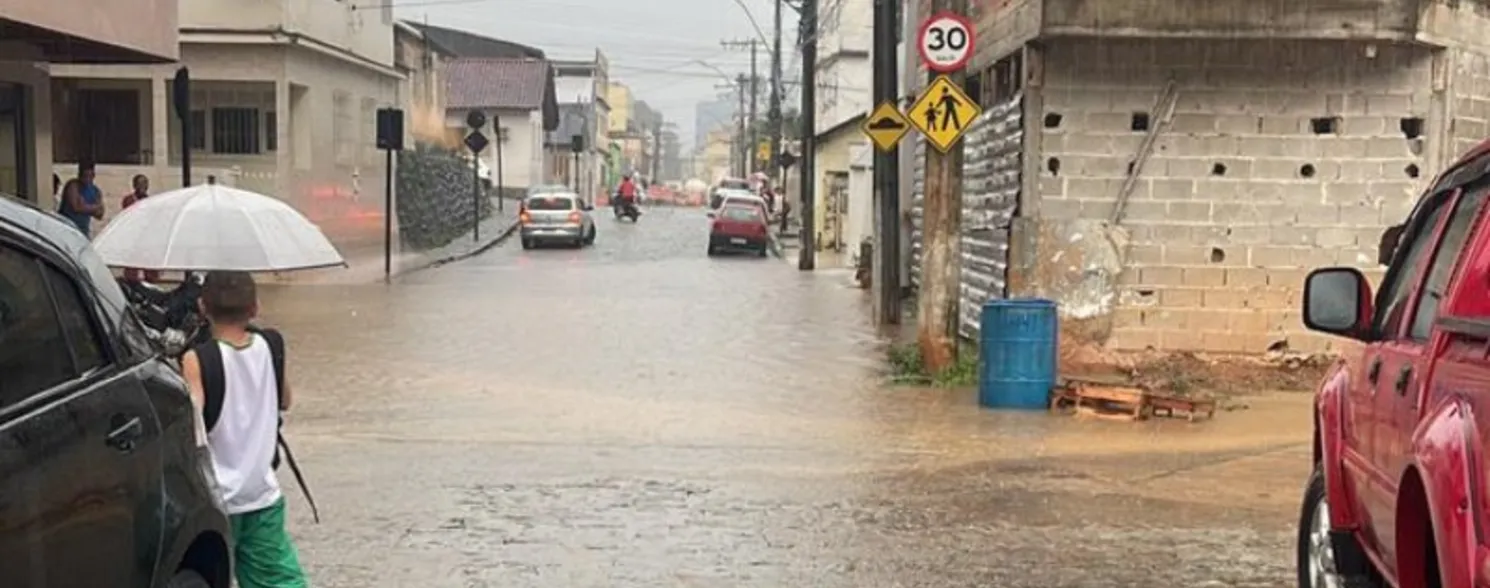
top-left (447, 58), bottom-right (549, 110)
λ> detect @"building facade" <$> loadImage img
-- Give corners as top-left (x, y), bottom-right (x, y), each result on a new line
top-left (0, 0), bottom-right (178, 204)
top-left (394, 22), bottom-right (453, 147)
top-left (813, 0), bottom-right (871, 135)
top-left (810, 0), bottom-right (873, 264)
top-left (694, 95), bottom-right (736, 147)
top-left (50, 0), bottom-right (401, 262)
top-left (445, 58), bottom-right (553, 194)
top-left (942, 0), bottom-right (1490, 354)
top-left (607, 82), bottom-right (633, 134)
top-left (548, 52), bottom-right (610, 199)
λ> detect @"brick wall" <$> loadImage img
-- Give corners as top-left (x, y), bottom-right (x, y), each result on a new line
top-left (1038, 38), bottom-right (1432, 354)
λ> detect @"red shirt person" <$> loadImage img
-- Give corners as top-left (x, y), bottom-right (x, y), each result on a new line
top-left (121, 174), bottom-right (162, 282)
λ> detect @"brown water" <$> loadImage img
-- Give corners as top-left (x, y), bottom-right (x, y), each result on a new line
top-left (260, 207), bottom-right (1308, 587)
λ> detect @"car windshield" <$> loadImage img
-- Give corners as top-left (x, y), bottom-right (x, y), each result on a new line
top-left (721, 207), bottom-right (760, 221)
top-left (527, 184), bottom-right (569, 196)
top-left (526, 196), bottom-right (574, 211)
top-left (719, 179), bottom-right (751, 191)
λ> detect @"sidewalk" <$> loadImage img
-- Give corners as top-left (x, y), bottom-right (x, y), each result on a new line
top-left (417, 196), bottom-right (522, 269)
top-left (271, 196), bottom-right (520, 284)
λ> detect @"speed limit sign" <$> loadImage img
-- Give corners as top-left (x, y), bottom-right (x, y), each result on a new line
top-left (917, 12), bottom-right (974, 72)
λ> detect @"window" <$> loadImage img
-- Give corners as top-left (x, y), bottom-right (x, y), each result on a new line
top-left (67, 89), bottom-right (143, 164)
top-left (264, 111), bottom-right (277, 152)
top-left (1373, 192), bottom-right (1453, 338)
top-left (721, 206), bottom-right (761, 222)
top-left (42, 264), bottom-right (104, 373)
top-left (188, 110), bottom-right (207, 151)
top-left (525, 196), bottom-right (574, 211)
top-left (210, 107), bottom-right (261, 154)
top-left (1408, 187), bottom-right (1490, 340)
top-left (0, 246), bottom-right (77, 402)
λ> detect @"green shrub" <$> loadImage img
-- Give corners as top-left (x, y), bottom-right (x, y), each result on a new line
top-left (884, 343), bottom-right (978, 388)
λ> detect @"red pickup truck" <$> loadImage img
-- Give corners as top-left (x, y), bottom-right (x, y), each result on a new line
top-left (1300, 141), bottom-right (1490, 588)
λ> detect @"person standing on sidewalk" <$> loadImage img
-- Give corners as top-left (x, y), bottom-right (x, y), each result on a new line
top-left (121, 174), bottom-right (162, 282)
top-left (182, 271), bottom-right (310, 588)
top-left (58, 162), bottom-right (104, 236)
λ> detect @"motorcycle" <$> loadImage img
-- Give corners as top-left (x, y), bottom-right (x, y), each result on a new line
top-left (119, 273), bottom-right (207, 358)
top-left (612, 196), bottom-right (640, 222)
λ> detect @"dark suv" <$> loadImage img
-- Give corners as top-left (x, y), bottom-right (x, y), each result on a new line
top-left (0, 195), bottom-right (231, 587)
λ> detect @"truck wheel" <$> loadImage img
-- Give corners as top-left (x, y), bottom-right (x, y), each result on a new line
top-left (166, 570), bottom-right (211, 588)
top-left (1297, 465), bottom-right (1380, 588)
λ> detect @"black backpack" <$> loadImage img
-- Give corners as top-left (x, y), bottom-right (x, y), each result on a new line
top-left (192, 326), bottom-right (319, 522)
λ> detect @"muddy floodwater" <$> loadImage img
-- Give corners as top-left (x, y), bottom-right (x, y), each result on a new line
top-left (259, 208), bottom-right (1310, 587)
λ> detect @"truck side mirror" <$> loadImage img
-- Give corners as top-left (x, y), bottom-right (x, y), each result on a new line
top-left (1378, 224), bottom-right (1403, 265)
top-left (1303, 267), bottom-right (1375, 340)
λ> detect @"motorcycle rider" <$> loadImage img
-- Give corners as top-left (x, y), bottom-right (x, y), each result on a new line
top-left (613, 173), bottom-right (641, 217)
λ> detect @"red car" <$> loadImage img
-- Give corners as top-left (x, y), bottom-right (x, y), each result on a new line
top-left (1299, 139), bottom-right (1490, 588)
top-left (707, 204), bottom-right (769, 257)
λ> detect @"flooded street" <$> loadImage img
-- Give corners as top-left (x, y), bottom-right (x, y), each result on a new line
top-left (259, 207), bottom-right (1310, 587)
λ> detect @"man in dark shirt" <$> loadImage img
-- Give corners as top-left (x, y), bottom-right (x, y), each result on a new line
top-left (59, 162), bottom-right (104, 236)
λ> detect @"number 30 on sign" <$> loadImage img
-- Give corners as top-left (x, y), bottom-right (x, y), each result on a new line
top-left (918, 12), bottom-right (974, 73)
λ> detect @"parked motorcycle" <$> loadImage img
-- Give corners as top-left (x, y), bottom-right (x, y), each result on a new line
top-left (119, 273), bottom-right (207, 357)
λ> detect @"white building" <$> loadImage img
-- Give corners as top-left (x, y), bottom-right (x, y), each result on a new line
top-left (444, 58), bottom-right (552, 194)
top-left (810, 0), bottom-right (874, 263)
top-left (547, 52), bottom-right (611, 200)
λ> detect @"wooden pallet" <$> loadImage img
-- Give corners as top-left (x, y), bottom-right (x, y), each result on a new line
top-left (1050, 380), bottom-right (1216, 422)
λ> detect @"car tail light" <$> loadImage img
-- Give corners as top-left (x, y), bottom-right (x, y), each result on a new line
top-left (568, 211), bottom-right (582, 224)
top-left (519, 212), bottom-right (532, 224)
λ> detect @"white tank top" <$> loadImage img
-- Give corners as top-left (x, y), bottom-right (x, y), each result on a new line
top-left (206, 334), bottom-right (283, 514)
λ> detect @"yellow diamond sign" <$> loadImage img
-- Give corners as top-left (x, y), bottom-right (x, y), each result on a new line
top-left (907, 74), bottom-right (982, 152)
top-left (860, 101), bottom-right (911, 152)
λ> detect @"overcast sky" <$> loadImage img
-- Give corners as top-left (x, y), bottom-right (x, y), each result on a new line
top-left (396, 0), bottom-right (799, 148)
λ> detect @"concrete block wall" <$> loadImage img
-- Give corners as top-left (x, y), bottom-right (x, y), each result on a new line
top-left (1038, 38), bottom-right (1432, 354)
top-left (1452, 49), bottom-right (1490, 158)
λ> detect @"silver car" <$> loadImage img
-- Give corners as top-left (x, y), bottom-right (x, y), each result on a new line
top-left (520, 192), bottom-right (596, 249)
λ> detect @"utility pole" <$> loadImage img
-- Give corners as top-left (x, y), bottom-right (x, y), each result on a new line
top-left (918, 0), bottom-right (968, 372)
top-left (798, 0), bottom-right (817, 270)
top-left (769, 0), bottom-right (784, 185)
top-left (734, 74), bottom-right (748, 176)
top-left (873, 0), bottom-right (900, 325)
top-left (722, 39), bottom-right (762, 173)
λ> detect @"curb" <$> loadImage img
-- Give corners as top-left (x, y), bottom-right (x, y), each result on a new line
top-left (423, 220), bottom-right (521, 269)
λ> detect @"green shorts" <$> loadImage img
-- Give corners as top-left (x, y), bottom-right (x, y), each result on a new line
top-left (230, 498), bottom-right (308, 588)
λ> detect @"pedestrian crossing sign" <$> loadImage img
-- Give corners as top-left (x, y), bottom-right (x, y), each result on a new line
top-left (908, 74), bottom-right (981, 152)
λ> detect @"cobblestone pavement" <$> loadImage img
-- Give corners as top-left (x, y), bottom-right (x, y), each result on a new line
top-left (257, 206), bottom-right (1308, 587)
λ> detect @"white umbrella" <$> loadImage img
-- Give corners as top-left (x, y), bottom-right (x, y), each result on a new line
top-left (92, 181), bottom-right (346, 272)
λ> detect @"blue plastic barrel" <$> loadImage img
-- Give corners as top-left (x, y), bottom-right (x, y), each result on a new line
top-left (978, 298), bottom-right (1059, 409)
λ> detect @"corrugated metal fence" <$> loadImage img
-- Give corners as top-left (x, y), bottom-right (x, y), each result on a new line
top-left (956, 94), bottom-right (1023, 338)
top-left (906, 95), bottom-right (1023, 340)
top-left (908, 133), bottom-right (926, 287)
